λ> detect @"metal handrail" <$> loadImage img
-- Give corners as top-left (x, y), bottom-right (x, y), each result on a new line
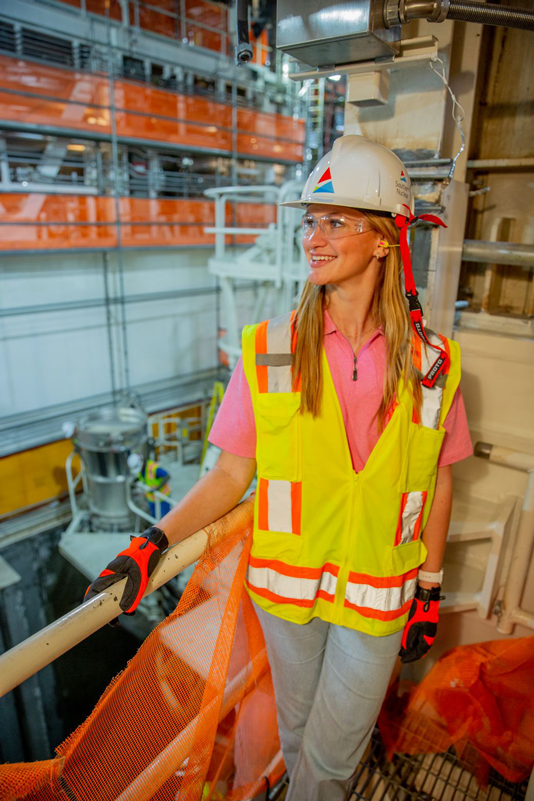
top-left (127, 480), bottom-right (179, 524)
top-left (204, 185), bottom-right (281, 197)
top-left (204, 226), bottom-right (276, 235)
top-left (0, 500), bottom-right (251, 698)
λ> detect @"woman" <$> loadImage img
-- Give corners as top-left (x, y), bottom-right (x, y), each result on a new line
top-left (86, 135), bottom-right (472, 800)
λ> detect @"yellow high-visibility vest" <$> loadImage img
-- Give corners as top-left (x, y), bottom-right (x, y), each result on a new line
top-left (140, 460), bottom-right (170, 502)
top-left (242, 312), bottom-right (461, 637)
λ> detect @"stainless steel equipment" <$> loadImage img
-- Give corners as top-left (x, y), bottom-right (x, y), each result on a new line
top-left (73, 407), bottom-right (149, 530)
top-left (276, 0), bottom-right (401, 66)
top-left (276, 0), bottom-right (534, 70)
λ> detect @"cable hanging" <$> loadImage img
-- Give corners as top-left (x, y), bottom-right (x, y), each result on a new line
top-left (429, 55), bottom-right (466, 185)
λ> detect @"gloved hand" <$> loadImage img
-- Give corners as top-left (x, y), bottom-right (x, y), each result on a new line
top-left (399, 584), bottom-right (443, 663)
top-left (84, 526), bottom-right (169, 619)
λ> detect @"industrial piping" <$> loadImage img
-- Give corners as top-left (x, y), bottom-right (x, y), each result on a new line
top-left (462, 240), bottom-right (534, 269)
top-left (385, 0), bottom-right (534, 30)
top-left (447, 0), bottom-right (534, 29)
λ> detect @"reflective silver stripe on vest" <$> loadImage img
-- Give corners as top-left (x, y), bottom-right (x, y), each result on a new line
top-left (247, 564), bottom-right (338, 603)
top-left (265, 480), bottom-right (293, 533)
top-left (255, 315), bottom-right (294, 393)
top-left (256, 354), bottom-right (293, 367)
top-left (345, 575), bottom-right (418, 614)
top-left (420, 330), bottom-right (446, 429)
top-left (399, 491), bottom-right (425, 545)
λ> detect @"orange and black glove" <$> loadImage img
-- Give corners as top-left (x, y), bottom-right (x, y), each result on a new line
top-left (84, 526), bottom-right (168, 618)
top-left (399, 584), bottom-right (443, 663)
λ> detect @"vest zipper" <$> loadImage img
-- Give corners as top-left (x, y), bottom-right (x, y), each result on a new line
top-left (352, 356), bottom-right (358, 381)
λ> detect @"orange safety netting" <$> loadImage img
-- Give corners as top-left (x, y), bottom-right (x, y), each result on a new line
top-left (378, 636), bottom-right (534, 786)
top-left (0, 498), bottom-right (284, 801)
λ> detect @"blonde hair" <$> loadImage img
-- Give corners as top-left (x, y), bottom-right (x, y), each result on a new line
top-left (292, 210), bottom-right (422, 430)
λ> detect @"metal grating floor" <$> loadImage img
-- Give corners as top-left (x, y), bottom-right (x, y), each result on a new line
top-left (266, 729), bottom-right (529, 801)
top-left (348, 729), bottom-right (529, 801)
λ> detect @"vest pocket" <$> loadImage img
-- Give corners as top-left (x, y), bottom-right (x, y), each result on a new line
top-left (255, 393), bottom-right (301, 481)
top-left (399, 422), bottom-right (445, 492)
top-left (391, 537), bottom-right (427, 575)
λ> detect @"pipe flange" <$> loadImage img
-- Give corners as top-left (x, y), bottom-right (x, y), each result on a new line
top-left (393, 0), bottom-right (450, 25)
top-left (431, 0), bottom-right (449, 23)
top-left (384, 0), bottom-right (402, 28)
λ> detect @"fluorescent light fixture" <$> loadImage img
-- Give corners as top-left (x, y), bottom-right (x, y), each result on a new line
top-left (329, 74), bottom-right (342, 81)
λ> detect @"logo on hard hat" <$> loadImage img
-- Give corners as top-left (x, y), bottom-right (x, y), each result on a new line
top-left (400, 171), bottom-right (407, 184)
top-left (312, 167), bottom-right (335, 194)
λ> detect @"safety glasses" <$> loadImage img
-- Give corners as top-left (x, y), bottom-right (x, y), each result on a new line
top-left (301, 213), bottom-right (373, 240)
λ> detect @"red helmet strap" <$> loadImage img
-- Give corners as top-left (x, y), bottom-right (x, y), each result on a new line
top-left (394, 212), bottom-right (450, 388)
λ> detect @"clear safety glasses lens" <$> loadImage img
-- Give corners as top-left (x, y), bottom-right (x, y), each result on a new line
top-left (301, 215), bottom-right (372, 240)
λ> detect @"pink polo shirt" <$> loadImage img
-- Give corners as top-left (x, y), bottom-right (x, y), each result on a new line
top-left (209, 310), bottom-right (473, 471)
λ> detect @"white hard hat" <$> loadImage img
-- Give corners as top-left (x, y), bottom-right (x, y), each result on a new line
top-left (127, 453), bottom-right (144, 473)
top-left (281, 135), bottom-right (414, 218)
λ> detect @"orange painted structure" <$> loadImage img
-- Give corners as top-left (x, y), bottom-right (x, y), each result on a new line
top-left (56, 0), bottom-right (270, 63)
top-left (0, 56), bottom-right (304, 161)
top-left (0, 50), bottom-right (302, 249)
top-left (0, 195), bottom-right (276, 250)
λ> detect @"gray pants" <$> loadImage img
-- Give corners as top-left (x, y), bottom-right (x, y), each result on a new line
top-left (252, 601), bottom-right (402, 801)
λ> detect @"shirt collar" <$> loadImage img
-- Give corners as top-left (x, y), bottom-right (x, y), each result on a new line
top-left (324, 307), bottom-right (384, 338)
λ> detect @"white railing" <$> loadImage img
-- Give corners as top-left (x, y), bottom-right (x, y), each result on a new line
top-left (203, 181), bottom-right (306, 368)
top-left (149, 403), bottom-right (206, 466)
